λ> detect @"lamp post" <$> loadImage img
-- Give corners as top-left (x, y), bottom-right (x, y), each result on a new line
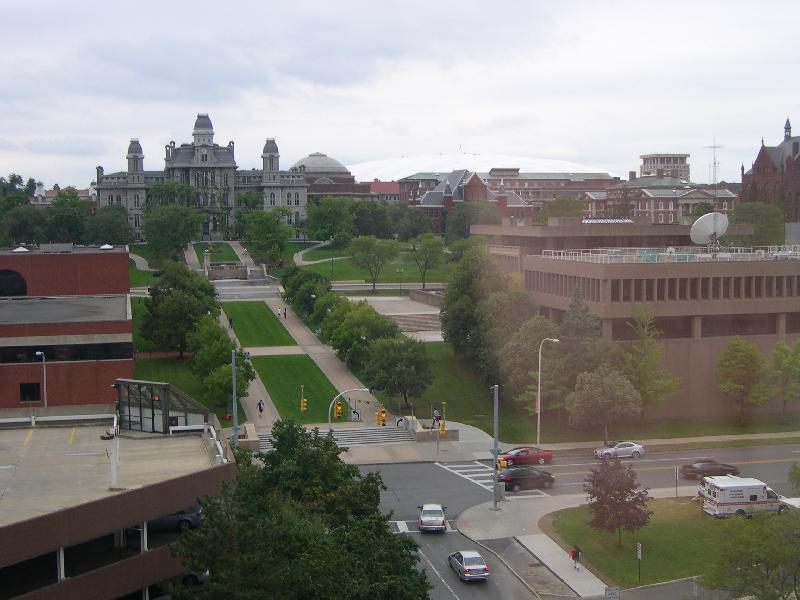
top-left (330, 236), bottom-right (334, 280)
top-left (35, 351), bottom-right (47, 408)
top-left (396, 268), bottom-right (404, 294)
top-left (536, 338), bottom-right (559, 448)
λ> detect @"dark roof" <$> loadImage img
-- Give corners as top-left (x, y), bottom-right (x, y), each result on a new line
top-left (263, 138), bottom-right (279, 154)
top-left (164, 145), bottom-right (236, 167)
top-left (127, 139), bottom-right (143, 155)
top-left (193, 113), bottom-right (213, 132)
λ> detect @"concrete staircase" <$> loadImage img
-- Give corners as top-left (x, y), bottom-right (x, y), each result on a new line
top-left (257, 426), bottom-right (415, 453)
top-left (388, 313), bottom-right (441, 332)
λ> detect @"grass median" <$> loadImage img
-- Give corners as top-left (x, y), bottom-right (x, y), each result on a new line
top-left (222, 301), bottom-right (296, 347)
top-left (251, 355), bottom-right (345, 424)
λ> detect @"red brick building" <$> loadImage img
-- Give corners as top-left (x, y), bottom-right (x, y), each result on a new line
top-left (0, 245), bottom-right (133, 408)
top-left (741, 118), bottom-right (800, 222)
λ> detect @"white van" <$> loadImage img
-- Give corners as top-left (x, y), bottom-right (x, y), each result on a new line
top-left (702, 476), bottom-right (783, 517)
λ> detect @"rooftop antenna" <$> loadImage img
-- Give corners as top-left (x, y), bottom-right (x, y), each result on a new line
top-left (703, 138), bottom-right (723, 190)
top-left (690, 211), bottom-right (728, 254)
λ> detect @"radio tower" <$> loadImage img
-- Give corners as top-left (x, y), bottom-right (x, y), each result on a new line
top-left (703, 138), bottom-right (723, 194)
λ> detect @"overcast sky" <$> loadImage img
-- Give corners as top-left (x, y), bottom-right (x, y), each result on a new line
top-left (1, 0), bottom-right (798, 188)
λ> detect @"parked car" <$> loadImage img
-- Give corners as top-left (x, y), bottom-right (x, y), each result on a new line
top-left (497, 445), bottom-right (553, 467)
top-left (594, 441), bottom-right (645, 459)
top-left (418, 503), bottom-right (447, 533)
top-left (149, 506), bottom-right (205, 532)
top-left (447, 550), bottom-right (490, 581)
top-left (680, 458), bottom-right (740, 479)
top-left (495, 466), bottom-right (554, 492)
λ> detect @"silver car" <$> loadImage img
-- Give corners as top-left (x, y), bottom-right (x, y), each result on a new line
top-left (448, 550), bottom-right (490, 581)
top-left (418, 503), bottom-right (447, 532)
top-left (594, 441), bottom-right (645, 459)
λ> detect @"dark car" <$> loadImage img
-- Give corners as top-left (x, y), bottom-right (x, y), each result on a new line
top-left (495, 466), bottom-right (554, 492)
top-left (149, 505), bottom-right (205, 532)
top-left (497, 446), bottom-right (553, 468)
top-left (680, 459), bottom-right (740, 479)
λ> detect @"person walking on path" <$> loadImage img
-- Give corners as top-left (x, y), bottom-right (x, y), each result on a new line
top-left (283, 306), bottom-right (287, 320)
top-left (569, 546), bottom-right (581, 570)
top-left (257, 399), bottom-right (265, 418)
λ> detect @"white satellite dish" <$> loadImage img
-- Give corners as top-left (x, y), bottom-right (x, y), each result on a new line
top-left (690, 212), bottom-right (728, 251)
top-left (99, 244), bottom-right (113, 250)
top-left (12, 246), bottom-right (30, 253)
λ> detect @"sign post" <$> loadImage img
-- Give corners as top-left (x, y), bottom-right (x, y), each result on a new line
top-left (675, 466), bottom-right (679, 497)
top-left (605, 586), bottom-right (619, 600)
top-left (637, 542), bottom-right (642, 584)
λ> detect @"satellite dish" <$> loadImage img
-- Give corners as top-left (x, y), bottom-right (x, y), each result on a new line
top-left (690, 212), bottom-right (728, 251)
top-left (12, 246), bottom-right (30, 252)
top-left (99, 244), bottom-right (113, 250)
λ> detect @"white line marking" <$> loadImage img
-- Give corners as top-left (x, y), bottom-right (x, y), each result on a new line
top-left (435, 461), bottom-right (493, 492)
top-left (396, 521), bottom-right (409, 533)
top-left (63, 452), bottom-right (105, 456)
top-left (0, 465), bottom-right (15, 470)
top-left (418, 549), bottom-right (460, 600)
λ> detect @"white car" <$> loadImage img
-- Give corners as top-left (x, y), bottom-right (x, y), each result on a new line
top-left (594, 441), bottom-right (645, 459)
top-left (418, 503), bottom-right (447, 532)
top-left (448, 550), bottom-right (490, 581)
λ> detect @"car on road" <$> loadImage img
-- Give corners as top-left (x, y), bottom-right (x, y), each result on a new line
top-left (594, 441), bottom-right (645, 459)
top-left (497, 445), bottom-right (553, 467)
top-left (447, 550), bottom-right (490, 581)
top-left (418, 503), bottom-right (447, 533)
top-left (680, 458), bottom-right (740, 479)
top-left (150, 506), bottom-right (205, 532)
top-left (495, 466), bottom-right (554, 492)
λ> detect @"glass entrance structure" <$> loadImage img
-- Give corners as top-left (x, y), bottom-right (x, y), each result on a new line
top-left (115, 379), bottom-right (209, 433)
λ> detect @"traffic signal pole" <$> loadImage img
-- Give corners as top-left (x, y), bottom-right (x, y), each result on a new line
top-left (491, 384), bottom-right (500, 511)
top-left (327, 388), bottom-right (369, 432)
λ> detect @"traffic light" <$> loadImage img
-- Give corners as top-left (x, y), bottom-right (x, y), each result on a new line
top-left (438, 420), bottom-right (445, 436)
top-left (334, 401), bottom-right (343, 419)
top-left (375, 410), bottom-right (382, 426)
top-left (300, 398), bottom-right (308, 413)
top-left (379, 408), bottom-right (387, 427)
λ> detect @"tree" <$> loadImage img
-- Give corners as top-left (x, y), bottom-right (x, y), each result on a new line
top-left (615, 305), bottom-right (679, 414)
top-left (409, 234), bottom-right (444, 290)
top-left (703, 511), bottom-right (800, 600)
top-left (187, 315), bottom-right (238, 376)
top-left (142, 204), bottom-right (201, 260)
top-left (329, 302), bottom-right (400, 369)
top-left (717, 336), bottom-right (768, 422)
top-left (609, 189), bottom-right (635, 219)
top-left (306, 196), bottom-right (355, 247)
top-left (241, 210), bottom-right (291, 264)
top-left (3, 204), bottom-right (46, 243)
top-left (536, 194), bottom-right (583, 223)
top-left (351, 200), bottom-right (391, 238)
top-left (584, 458), bottom-right (652, 547)
top-left (141, 263), bottom-right (219, 356)
top-left (170, 420), bottom-right (430, 600)
top-left (565, 365), bottom-right (642, 444)
top-left (233, 191), bottom-right (264, 238)
top-left (499, 316), bottom-right (559, 408)
top-left (729, 201), bottom-right (785, 246)
top-left (319, 296), bottom-right (356, 342)
top-left (45, 189), bottom-right (87, 242)
top-left (394, 207), bottom-right (432, 241)
top-left (689, 201), bottom-right (715, 218)
top-left (203, 362), bottom-right (252, 413)
top-left (444, 202), bottom-right (500, 243)
top-left (349, 236), bottom-right (399, 291)
top-left (364, 338), bottom-right (432, 410)
top-left (767, 340), bottom-right (800, 414)
top-left (146, 181), bottom-right (193, 207)
top-left (86, 205), bottom-right (133, 244)
top-left (446, 235), bottom-right (484, 263)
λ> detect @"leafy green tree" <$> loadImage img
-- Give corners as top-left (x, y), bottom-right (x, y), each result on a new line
top-left (45, 188), bottom-right (87, 242)
top-left (146, 181), bottom-right (193, 207)
top-left (584, 458), bottom-right (652, 547)
top-left (187, 315), bottom-right (237, 376)
top-left (444, 202), bottom-right (500, 243)
top-left (729, 201), bottom-right (785, 246)
top-left (446, 235), bottom-right (484, 262)
top-left (24, 178), bottom-right (36, 197)
top-left (171, 420), bottom-right (430, 600)
top-left (232, 191), bottom-right (264, 238)
top-left (615, 305), bottom-right (680, 413)
top-left (394, 206), bottom-right (432, 241)
top-left (319, 297), bottom-right (356, 342)
top-left (203, 362), bottom-right (252, 412)
top-left (142, 204), bottom-right (201, 260)
top-left (499, 316), bottom-right (559, 409)
top-left (3, 204), bottom-right (46, 243)
top-left (364, 338), bottom-right (432, 410)
top-left (141, 263), bottom-right (218, 356)
top-left (241, 209), bottom-right (291, 264)
top-left (329, 302), bottom-right (400, 369)
top-left (717, 336), bottom-right (768, 422)
top-left (565, 365), bottom-right (642, 444)
top-left (86, 205), bottom-right (133, 244)
top-left (308, 292), bottom-right (345, 329)
top-left (349, 237), bottom-right (399, 291)
top-left (689, 201), bottom-right (715, 217)
top-left (536, 194), bottom-right (583, 223)
top-left (409, 233), bottom-right (444, 290)
top-left (306, 196), bottom-right (355, 247)
top-left (767, 340), bottom-right (800, 415)
top-left (351, 200), bottom-right (391, 238)
top-left (609, 189), bottom-right (635, 219)
top-left (703, 510), bottom-right (800, 599)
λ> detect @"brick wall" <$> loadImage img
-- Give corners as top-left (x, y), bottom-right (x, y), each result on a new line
top-left (0, 252), bottom-right (129, 296)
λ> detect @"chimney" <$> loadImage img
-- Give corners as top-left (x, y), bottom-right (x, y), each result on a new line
top-left (629, 171), bottom-right (636, 181)
top-left (496, 193), bottom-right (508, 212)
top-left (656, 168), bottom-right (664, 178)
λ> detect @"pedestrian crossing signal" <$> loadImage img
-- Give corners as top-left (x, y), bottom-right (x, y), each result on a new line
top-left (334, 401), bottom-right (343, 419)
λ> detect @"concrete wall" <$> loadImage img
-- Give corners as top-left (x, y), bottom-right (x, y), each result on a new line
top-left (409, 289), bottom-right (443, 307)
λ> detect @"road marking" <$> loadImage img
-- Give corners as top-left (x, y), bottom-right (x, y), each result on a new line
top-left (436, 461), bottom-right (494, 491)
top-left (69, 428), bottom-right (75, 445)
top-left (0, 465), bottom-right (15, 470)
top-left (23, 429), bottom-right (33, 446)
top-left (396, 521), bottom-right (409, 533)
top-left (554, 457), bottom-right (800, 478)
top-left (418, 549), bottom-right (460, 600)
top-left (63, 452), bottom-right (105, 456)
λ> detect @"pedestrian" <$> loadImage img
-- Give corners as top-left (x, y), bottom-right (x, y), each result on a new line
top-left (229, 317), bottom-right (234, 330)
top-left (257, 399), bottom-right (265, 418)
top-left (283, 306), bottom-right (287, 319)
top-left (432, 408), bottom-right (441, 424)
top-left (570, 546), bottom-right (581, 570)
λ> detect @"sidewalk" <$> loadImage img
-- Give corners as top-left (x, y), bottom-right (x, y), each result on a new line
top-left (128, 252), bottom-right (154, 271)
top-left (184, 242), bottom-right (202, 271)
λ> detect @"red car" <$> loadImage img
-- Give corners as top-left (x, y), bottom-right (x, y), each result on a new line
top-left (497, 446), bottom-right (553, 467)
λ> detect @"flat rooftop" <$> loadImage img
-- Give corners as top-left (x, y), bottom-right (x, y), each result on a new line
top-left (0, 295), bottom-right (129, 325)
top-left (0, 244), bottom-right (127, 256)
top-left (540, 246), bottom-right (800, 264)
top-left (0, 424), bottom-right (213, 527)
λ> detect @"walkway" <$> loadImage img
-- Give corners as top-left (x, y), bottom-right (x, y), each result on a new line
top-left (183, 243), bottom-right (202, 271)
top-left (229, 240), bottom-right (257, 268)
top-left (293, 240), bottom-right (348, 266)
top-left (128, 252), bottom-right (154, 271)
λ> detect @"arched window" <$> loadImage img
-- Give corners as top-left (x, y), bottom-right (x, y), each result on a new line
top-left (286, 193), bottom-right (291, 206)
top-left (0, 270), bottom-right (27, 296)
top-left (294, 192), bottom-right (300, 205)
top-left (295, 211), bottom-right (300, 224)
top-left (270, 193), bottom-right (275, 206)
top-left (108, 194), bottom-right (113, 206)
top-left (134, 194), bottom-right (139, 208)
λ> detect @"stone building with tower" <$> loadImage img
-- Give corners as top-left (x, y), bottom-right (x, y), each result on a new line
top-left (741, 118), bottom-right (800, 222)
top-left (95, 114), bottom-right (308, 241)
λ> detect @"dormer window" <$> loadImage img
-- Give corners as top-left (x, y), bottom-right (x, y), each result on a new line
top-left (201, 152), bottom-right (208, 163)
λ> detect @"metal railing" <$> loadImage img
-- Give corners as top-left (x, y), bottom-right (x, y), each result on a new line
top-left (538, 246), bottom-right (800, 264)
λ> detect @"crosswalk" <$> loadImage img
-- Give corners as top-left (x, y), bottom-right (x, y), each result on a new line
top-left (388, 520), bottom-right (457, 533)
top-left (434, 461), bottom-right (550, 499)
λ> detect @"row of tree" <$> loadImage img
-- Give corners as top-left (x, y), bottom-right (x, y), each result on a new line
top-left (281, 267), bottom-right (432, 410)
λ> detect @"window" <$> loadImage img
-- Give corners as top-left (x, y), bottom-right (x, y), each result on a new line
top-left (295, 211), bottom-right (300, 224)
top-left (270, 193), bottom-right (276, 206)
top-left (108, 194), bottom-right (113, 206)
top-left (224, 173), bottom-right (228, 186)
top-left (669, 213), bottom-right (674, 223)
top-left (201, 152), bottom-right (208, 163)
top-left (211, 172), bottom-right (215, 186)
top-left (723, 201), bottom-right (728, 210)
top-left (223, 192), bottom-right (229, 206)
top-left (294, 192), bottom-right (300, 205)
top-left (20, 383), bottom-right (41, 402)
top-left (116, 195), bottom-right (121, 205)
top-left (134, 194), bottom-right (139, 208)
top-left (286, 193), bottom-right (291, 206)
top-left (658, 214), bottom-right (664, 223)
top-left (134, 214), bottom-right (140, 227)
top-left (659, 201), bottom-right (664, 210)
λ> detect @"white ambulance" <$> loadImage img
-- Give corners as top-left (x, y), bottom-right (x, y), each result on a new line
top-left (701, 476), bottom-right (783, 517)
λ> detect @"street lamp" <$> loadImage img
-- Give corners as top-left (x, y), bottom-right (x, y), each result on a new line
top-left (536, 338), bottom-right (559, 448)
top-left (329, 236), bottom-right (335, 280)
top-left (35, 351), bottom-right (47, 408)
top-left (396, 268), bottom-right (405, 294)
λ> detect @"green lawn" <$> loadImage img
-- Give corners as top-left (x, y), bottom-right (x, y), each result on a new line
top-left (264, 241), bottom-right (313, 278)
top-left (302, 246), bottom-right (348, 261)
top-left (222, 301), bottom-right (296, 347)
top-left (129, 243), bottom-right (180, 269)
top-left (133, 357), bottom-right (246, 425)
top-left (302, 251), bottom-right (451, 283)
top-left (129, 259), bottom-right (156, 289)
top-left (193, 242), bottom-right (239, 264)
top-left (251, 355), bottom-right (344, 424)
top-left (544, 498), bottom-right (725, 587)
top-left (131, 297), bottom-right (162, 352)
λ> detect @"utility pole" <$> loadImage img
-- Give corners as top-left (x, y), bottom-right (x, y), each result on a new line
top-left (491, 384), bottom-right (500, 511)
top-left (231, 350), bottom-right (238, 447)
